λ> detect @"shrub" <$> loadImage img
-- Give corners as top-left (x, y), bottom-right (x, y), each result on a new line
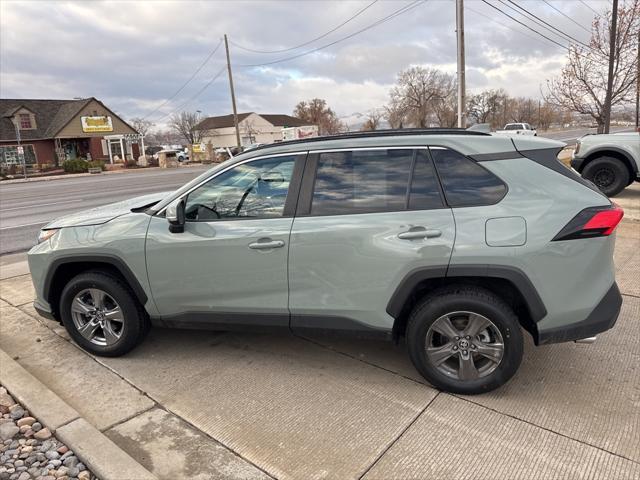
top-left (126, 159), bottom-right (137, 168)
top-left (62, 159), bottom-right (89, 173)
top-left (88, 160), bottom-right (106, 171)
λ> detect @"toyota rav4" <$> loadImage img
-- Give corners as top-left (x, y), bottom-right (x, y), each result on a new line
top-left (28, 129), bottom-right (624, 394)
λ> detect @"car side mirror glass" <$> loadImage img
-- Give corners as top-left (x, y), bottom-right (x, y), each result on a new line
top-left (166, 198), bottom-right (185, 233)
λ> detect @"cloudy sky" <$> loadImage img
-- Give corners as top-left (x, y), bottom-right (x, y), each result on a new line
top-left (0, 0), bottom-right (609, 128)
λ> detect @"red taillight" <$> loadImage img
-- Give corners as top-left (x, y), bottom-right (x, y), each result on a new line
top-left (583, 207), bottom-right (624, 235)
top-left (552, 204), bottom-right (624, 241)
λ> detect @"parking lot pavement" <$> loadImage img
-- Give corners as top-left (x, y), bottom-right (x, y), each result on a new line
top-left (0, 221), bottom-right (638, 479)
top-left (615, 183), bottom-right (640, 222)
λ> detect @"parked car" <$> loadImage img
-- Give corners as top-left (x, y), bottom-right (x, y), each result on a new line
top-left (571, 132), bottom-right (640, 197)
top-left (28, 129), bottom-right (623, 394)
top-left (155, 148), bottom-right (189, 162)
top-left (495, 123), bottom-right (537, 136)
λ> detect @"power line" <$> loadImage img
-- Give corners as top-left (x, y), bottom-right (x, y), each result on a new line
top-left (467, 5), bottom-right (556, 49)
top-left (237, 0), bottom-right (426, 68)
top-left (143, 39), bottom-right (223, 120)
top-left (542, 0), bottom-right (592, 34)
top-left (502, 0), bottom-right (591, 48)
top-left (154, 66), bottom-right (226, 122)
top-left (579, 0), bottom-right (600, 16)
top-left (479, 0), bottom-right (572, 50)
top-left (229, 0), bottom-right (379, 54)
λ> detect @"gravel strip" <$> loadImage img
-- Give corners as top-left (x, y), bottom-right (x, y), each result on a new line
top-left (0, 386), bottom-right (98, 480)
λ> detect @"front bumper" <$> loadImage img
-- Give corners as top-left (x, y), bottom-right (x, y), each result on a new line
top-left (570, 156), bottom-right (586, 172)
top-left (33, 299), bottom-right (56, 321)
top-left (537, 283), bottom-right (622, 345)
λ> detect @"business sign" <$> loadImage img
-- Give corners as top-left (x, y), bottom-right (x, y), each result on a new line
top-left (282, 125), bottom-right (319, 141)
top-left (81, 116), bottom-right (113, 133)
top-left (192, 143), bottom-right (206, 153)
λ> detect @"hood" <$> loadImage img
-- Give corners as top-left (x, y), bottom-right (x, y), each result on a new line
top-left (44, 191), bottom-right (171, 229)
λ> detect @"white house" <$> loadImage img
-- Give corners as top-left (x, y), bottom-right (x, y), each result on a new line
top-left (193, 112), bottom-right (314, 149)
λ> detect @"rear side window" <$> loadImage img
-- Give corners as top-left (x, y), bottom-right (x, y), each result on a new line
top-left (309, 149), bottom-right (444, 216)
top-left (311, 149), bottom-right (413, 215)
top-left (430, 148), bottom-right (507, 207)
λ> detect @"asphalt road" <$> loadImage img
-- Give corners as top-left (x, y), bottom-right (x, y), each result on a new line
top-left (0, 166), bottom-right (209, 255)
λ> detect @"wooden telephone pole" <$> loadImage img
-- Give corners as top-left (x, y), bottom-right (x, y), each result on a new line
top-left (456, 0), bottom-right (466, 128)
top-left (602, 0), bottom-right (618, 134)
top-left (224, 34), bottom-right (241, 150)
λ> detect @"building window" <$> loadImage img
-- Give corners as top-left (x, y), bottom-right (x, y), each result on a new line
top-left (19, 113), bottom-right (33, 130)
top-left (0, 145), bottom-right (37, 167)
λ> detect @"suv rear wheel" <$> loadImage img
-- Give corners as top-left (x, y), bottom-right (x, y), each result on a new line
top-left (582, 156), bottom-right (629, 197)
top-left (406, 286), bottom-right (523, 394)
top-left (59, 271), bottom-right (148, 357)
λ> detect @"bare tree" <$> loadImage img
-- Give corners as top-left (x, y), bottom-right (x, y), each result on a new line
top-left (384, 99), bottom-right (407, 129)
top-left (129, 117), bottom-right (154, 137)
top-left (544, 0), bottom-right (639, 133)
top-left (168, 111), bottom-right (203, 145)
top-left (242, 119), bottom-right (258, 145)
top-left (361, 109), bottom-right (384, 131)
top-left (467, 89), bottom-right (510, 128)
top-left (293, 98), bottom-right (344, 135)
top-left (388, 67), bottom-right (455, 128)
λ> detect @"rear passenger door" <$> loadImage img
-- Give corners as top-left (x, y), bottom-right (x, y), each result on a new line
top-left (288, 147), bottom-right (456, 334)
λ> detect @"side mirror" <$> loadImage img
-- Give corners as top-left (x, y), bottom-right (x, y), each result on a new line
top-left (166, 198), bottom-right (185, 233)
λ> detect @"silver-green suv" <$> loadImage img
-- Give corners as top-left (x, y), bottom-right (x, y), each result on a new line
top-left (28, 129), bottom-right (624, 394)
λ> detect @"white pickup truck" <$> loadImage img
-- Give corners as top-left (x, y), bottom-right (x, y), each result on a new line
top-left (495, 123), bottom-right (537, 136)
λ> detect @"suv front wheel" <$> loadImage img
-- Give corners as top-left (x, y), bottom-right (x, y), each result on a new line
top-left (582, 156), bottom-right (629, 197)
top-left (59, 271), bottom-right (148, 357)
top-left (407, 286), bottom-right (523, 395)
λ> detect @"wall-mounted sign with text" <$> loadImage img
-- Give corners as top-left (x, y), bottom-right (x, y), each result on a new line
top-left (81, 116), bottom-right (114, 133)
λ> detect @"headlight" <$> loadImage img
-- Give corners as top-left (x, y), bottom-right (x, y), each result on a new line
top-left (37, 229), bottom-right (59, 244)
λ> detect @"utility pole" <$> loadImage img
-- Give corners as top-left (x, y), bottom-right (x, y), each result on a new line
top-left (602, 0), bottom-right (618, 134)
top-left (456, 0), bottom-right (466, 128)
top-left (224, 34), bottom-right (241, 150)
top-left (635, 30), bottom-right (639, 129)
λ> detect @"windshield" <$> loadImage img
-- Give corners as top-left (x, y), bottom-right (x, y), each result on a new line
top-left (505, 124), bottom-right (522, 130)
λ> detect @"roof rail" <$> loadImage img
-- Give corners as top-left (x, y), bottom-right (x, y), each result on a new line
top-left (248, 127), bottom-right (490, 152)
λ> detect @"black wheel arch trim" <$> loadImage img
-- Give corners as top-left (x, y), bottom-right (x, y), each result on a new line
top-left (43, 254), bottom-right (149, 306)
top-left (583, 146), bottom-right (638, 174)
top-left (386, 264), bottom-right (547, 323)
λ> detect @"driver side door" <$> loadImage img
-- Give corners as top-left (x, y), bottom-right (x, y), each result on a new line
top-left (145, 153), bottom-right (305, 329)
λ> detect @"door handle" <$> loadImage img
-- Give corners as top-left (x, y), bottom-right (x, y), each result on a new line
top-left (397, 228), bottom-right (442, 240)
top-left (248, 239), bottom-right (285, 250)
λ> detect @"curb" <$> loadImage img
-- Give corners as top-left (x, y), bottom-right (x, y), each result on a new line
top-left (0, 349), bottom-right (157, 480)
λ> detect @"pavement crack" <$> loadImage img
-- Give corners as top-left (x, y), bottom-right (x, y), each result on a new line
top-left (357, 392), bottom-right (441, 480)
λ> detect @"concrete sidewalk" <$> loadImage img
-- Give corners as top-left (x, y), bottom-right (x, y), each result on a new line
top-left (0, 221), bottom-right (638, 479)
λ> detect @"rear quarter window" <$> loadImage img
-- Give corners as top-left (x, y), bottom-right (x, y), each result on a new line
top-left (430, 148), bottom-right (507, 207)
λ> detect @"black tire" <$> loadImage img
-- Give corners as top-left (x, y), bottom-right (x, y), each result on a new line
top-left (406, 286), bottom-right (523, 395)
top-left (59, 271), bottom-right (148, 357)
top-left (582, 156), bottom-right (629, 197)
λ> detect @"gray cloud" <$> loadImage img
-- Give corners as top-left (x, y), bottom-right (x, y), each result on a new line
top-left (0, 0), bottom-right (606, 127)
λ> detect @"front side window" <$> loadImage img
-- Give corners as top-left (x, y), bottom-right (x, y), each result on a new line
top-left (185, 156), bottom-right (296, 221)
top-left (311, 149), bottom-right (414, 215)
top-left (430, 148), bottom-right (507, 207)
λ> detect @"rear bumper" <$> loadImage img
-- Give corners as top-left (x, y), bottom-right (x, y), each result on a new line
top-left (537, 283), bottom-right (622, 345)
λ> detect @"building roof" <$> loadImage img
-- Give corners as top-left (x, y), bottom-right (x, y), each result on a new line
top-left (0, 97), bottom-right (135, 141)
top-left (194, 112), bottom-right (309, 131)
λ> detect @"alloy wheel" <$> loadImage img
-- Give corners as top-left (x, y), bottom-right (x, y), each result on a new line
top-left (70, 288), bottom-right (124, 346)
top-left (425, 311), bottom-right (504, 381)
